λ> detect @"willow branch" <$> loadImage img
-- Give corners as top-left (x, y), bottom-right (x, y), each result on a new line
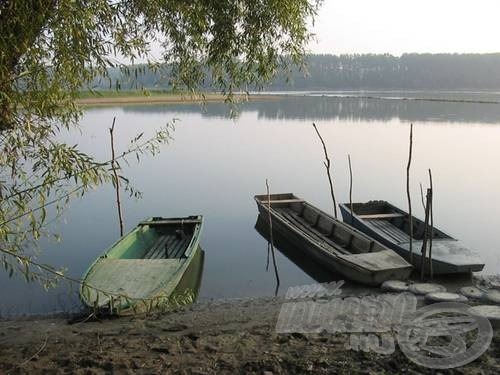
top-left (0, 125), bottom-right (173, 203)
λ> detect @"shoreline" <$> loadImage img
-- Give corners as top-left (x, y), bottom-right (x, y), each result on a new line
top-left (75, 91), bottom-right (500, 107)
top-left (1, 295), bottom-right (499, 373)
top-left (76, 93), bottom-right (281, 106)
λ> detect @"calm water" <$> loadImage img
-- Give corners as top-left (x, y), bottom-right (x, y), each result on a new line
top-left (2, 93), bottom-right (500, 315)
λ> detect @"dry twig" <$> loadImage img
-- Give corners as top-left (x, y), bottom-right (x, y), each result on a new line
top-left (313, 123), bottom-right (337, 218)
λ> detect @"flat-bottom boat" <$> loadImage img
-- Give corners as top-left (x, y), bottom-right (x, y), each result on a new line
top-left (80, 216), bottom-right (203, 314)
top-left (339, 201), bottom-right (484, 274)
top-left (255, 193), bottom-right (412, 285)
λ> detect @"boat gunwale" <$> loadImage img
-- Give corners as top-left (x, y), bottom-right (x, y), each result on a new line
top-left (339, 201), bottom-right (454, 241)
top-left (79, 215), bottom-right (204, 310)
top-left (339, 202), bottom-right (485, 272)
top-left (254, 194), bottom-right (412, 273)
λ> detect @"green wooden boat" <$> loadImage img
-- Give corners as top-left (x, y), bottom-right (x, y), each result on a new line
top-left (80, 215), bottom-right (203, 314)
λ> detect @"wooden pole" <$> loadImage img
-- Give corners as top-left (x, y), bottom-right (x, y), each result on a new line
top-left (266, 179), bottom-right (280, 288)
top-left (348, 154), bottom-right (353, 224)
top-left (109, 117), bottom-right (124, 237)
top-left (420, 188), bottom-right (431, 281)
top-left (406, 123), bottom-right (414, 263)
top-left (419, 182), bottom-right (426, 210)
top-left (313, 123), bottom-right (337, 218)
top-left (428, 169), bottom-right (434, 279)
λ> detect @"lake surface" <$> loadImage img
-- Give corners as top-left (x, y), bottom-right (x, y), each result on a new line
top-left (2, 92), bottom-right (500, 315)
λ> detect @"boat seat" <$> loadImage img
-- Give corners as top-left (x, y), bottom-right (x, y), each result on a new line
top-left (365, 219), bottom-right (410, 244)
top-left (261, 199), bottom-right (305, 205)
top-left (357, 213), bottom-right (404, 219)
top-left (143, 234), bottom-right (191, 259)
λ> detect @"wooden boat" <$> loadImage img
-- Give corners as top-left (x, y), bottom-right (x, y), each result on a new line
top-left (254, 215), bottom-right (334, 284)
top-left (254, 193), bottom-right (412, 285)
top-left (80, 216), bottom-right (203, 314)
top-left (339, 201), bottom-right (484, 274)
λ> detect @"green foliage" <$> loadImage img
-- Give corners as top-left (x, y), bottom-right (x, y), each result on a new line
top-left (0, 0), bottom-right (320, 287)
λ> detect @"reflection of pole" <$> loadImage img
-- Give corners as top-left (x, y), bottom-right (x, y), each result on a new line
top-left (420, 188), bottom-right (431, 281)
top-left (313, 123), bottom-right (337, 218)
top-left (110, 117), bottom-right (124, 237)
top-left (406, 124), bottom-right (413, 263)
top-left (348, 154), bottom-right (353, 224)
top-left (428, 169), bottom-right (434, 279)
top-left (266, 179), bottom-right (280, 290)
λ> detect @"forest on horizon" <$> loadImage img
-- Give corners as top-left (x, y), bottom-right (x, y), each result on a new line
top-left (96, 53), bottom-right (500, 92)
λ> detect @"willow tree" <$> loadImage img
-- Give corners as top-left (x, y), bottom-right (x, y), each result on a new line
top-left (0, 0), bottom-right (321, 284)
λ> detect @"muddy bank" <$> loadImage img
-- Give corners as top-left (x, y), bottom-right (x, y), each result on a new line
top-left (1, 295), bottom-right (499, 374)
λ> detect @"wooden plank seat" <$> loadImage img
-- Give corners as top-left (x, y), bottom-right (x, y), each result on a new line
top-left (357, 213), bottom-right (405, 219)
top-left (139, 219), bottom-right (201, 226)
top-left (144, 235), bottom-right (191, 259)
top-left (262, 199), bottom-right (305, 205)
top-left (366, 219), bottom-right (410, 243)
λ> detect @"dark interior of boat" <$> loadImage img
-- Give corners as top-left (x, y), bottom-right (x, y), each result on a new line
top-left (142, 225), bottom-right (194, 260)
top-left (350, 201), bottom-right (449, 241)
top-left (271, 200), bottom-right (386, 255)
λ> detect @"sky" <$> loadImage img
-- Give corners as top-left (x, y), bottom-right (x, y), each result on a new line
top-left (309, 0), bottom-right (500, 55)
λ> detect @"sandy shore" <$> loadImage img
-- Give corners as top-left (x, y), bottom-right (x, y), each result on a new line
top-left (76, 93), bottom-right (280, 106)
top-left (1, 295), bottom-right (499, 374)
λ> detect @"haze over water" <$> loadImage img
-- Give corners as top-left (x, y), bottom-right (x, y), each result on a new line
top-left (1, 92), bottom-right (500, 315)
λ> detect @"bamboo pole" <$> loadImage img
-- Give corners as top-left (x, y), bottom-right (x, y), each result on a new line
top-left (313, 123), bottom-right (337, 218)
top-left (348, 154), bottom-right (353, 224)
top-left (109, 117), bottom-right (124, 237)
top-left (406, 123), bottom-right (414, 263)
top-left (428, 169), bottom-right (434, 279)
top-left (266, 179), bottom-right (280, 288)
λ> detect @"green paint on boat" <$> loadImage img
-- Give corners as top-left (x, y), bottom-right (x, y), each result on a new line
top-left (79, 216), bottom-right (204, 315)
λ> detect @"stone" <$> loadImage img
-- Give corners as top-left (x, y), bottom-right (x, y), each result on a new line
top-left (469, 305), bottom-right (500, 328)
top-left (408, 283), bottom-right (446, 295)
top-left (483, 289), bottom-right (500, 305)
top-left (381, 280), bottom-right (409, 293)
top-left (459, 286), bottom-right (484, 300)
top-left (424, 292), bottom-right (468, 304)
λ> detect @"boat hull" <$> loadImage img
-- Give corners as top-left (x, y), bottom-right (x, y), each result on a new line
top-left (256, 194), bottom-right (412, 285)
top-left (80, 216), bottom-right (203, 314)
top-left (339, 203), bottom-right (484, 274)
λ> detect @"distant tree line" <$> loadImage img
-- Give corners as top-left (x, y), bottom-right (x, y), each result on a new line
top-left (93, 53), bottom-right (500, 91)
top-left (273, 53), bottom-right (500, 90)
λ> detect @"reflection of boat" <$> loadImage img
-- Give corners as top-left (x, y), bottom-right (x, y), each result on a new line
top-left (255, 193), bottom-right (412, 285)
top-left (80, 216), bottom-right (203, 314)
top-left (339, 201), bottom-right (485, 274)
top-left (170, 246), bottom-right (205, 303)
top-left (255, 215), bottom-right (335, 283)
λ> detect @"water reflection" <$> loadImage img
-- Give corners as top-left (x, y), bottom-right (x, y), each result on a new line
top-left (121, 95), bottom-right (500, 124)
top-left (2, 92), bottom-right (500, 316)
top-left (173, 246), bottom-right (205, 302)
top-left (254, 215), bottom-right (340, 283)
